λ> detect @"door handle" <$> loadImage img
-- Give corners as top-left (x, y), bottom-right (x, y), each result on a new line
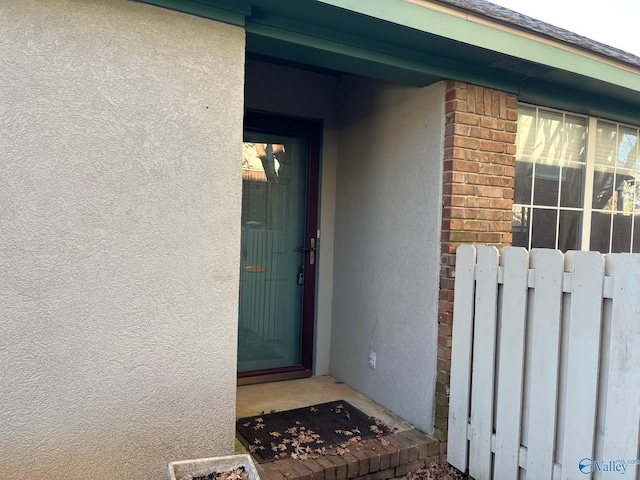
top-left (296, 238), bottom-right (316, 265)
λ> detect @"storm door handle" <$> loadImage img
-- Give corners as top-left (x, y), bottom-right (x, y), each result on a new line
top-left (296, 238), bottom-right (316, 265)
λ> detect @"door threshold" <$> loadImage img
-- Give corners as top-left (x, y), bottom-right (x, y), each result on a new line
top-left (237, 369), bottom-right (312, 386)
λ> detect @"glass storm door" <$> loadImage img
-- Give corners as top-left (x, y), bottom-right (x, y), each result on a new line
top-left (238, 113), bottom-right (320, 378)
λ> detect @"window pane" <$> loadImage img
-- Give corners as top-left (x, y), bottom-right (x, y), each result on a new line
top-left (618, 172), bottom-right (637, 214)
top-left (611, 214), bottom-right (632, 253)
top-left (590, 211), bottom-right (612, 253)
top-left (512, 205), bottom-right (530, 248)
top-left (633, 216), bottom-right (640, 253)
top-left (533, 163), bottom-right (559, 206)
top-left (616, 127), bottom-right (638, 170)
top-left (595, 122), bottom-right (617, 167)
top-left (517, 107), bottom-right (536, 158)
top-left (592, 166), bottom-right (615, 210)
top-left (559, 162), bottom-right (584, 208)
top-left (514, 160), bottom-right (533, 204)
top-left (617, 127), bottom-right (638, 169)
top-left (617, 128), bottom-right (640, 214)
top-left (564, 115), bottom-right (587, 163)
top-left (531, 208), bottom-right (557, 249)
top-left (558, 210), bottom-right (580, 251)
top-left (535, 110), bottom-right (563, 163)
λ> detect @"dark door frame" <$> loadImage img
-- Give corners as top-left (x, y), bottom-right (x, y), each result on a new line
top-left (238, 111), bottom-right (322, 382)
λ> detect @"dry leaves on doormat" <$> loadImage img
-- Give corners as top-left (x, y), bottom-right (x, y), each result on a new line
top-left (237, 400), bottom-right (392, 462)
top-left (403, 462), bottom-right (470, 480)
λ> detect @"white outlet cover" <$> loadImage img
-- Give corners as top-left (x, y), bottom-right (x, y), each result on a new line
top-left (369, 351), bottom-right (376, 369)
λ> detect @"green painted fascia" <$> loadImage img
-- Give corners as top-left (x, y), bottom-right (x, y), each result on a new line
top-left (521, 81), bottom-right (640, 126)
top-left (245, 17), bottom-right (522, 91)
top-left (135, 0), bottom-right (250, 26)
top-left (315, 0), bottom-right (640, 95)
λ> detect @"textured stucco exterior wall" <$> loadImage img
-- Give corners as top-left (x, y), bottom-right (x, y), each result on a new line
top-left (330, 79), bottom-right (445, 434)
top-left (244, 60), bottom-right (340, 376)
top-left (0, 1), bottom-right (245, 479)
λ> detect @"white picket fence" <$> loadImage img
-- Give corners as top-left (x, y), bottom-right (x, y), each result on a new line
top-left (448, 246), bottom-right (640, 480)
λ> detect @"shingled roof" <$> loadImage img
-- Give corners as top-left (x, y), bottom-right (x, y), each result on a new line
top-left (436, 0), bottom-right (640, 69)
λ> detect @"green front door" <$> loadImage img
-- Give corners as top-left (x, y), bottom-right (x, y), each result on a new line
top-left (238, 113), bottom-right (320, 378)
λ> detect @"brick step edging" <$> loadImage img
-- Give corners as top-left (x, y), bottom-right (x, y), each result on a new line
top-left (256, 429), bottom-right (439, 480)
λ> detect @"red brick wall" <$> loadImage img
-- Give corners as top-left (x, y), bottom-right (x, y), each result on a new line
top-left (435, 81), bottom-right (517, 457)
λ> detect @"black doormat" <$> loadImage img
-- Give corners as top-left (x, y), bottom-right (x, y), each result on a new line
top-left (236, 400), bottom-right (389, 463)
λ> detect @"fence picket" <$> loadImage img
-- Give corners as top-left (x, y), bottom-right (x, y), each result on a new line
top-left (560, 252), bottom-right (604, 480)
top-left (494, 247), bottom-right (529, 479)
top-left (526, 249), bottom-right (564, 480)
top-left (600, 254), bottom-right (640, 476)
top-left (448, 248), bottom-right (640, 480)
top-left (448, 245), bottom-right (477, 471)
top-left (468, 246), bottom-right (499, 480)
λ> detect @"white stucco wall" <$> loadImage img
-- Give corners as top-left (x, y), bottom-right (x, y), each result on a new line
top-left (329, 78), bottom-right (445, 434)
top-left (244, 60), bottom-right (340, 376)
top-left (0, 2), bottom-right (244, 479)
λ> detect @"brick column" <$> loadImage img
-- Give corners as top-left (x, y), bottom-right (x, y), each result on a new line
top-left (435, 81), bottom-right (517, 457)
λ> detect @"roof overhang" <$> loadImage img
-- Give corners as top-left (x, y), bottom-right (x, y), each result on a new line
top-left (139, 0), bottom-right (640, 125)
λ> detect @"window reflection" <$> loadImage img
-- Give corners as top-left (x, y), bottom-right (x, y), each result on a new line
top-left (241, 143), bottom-right (287, 231)
top-left (509, 105), bottom-right (640, 252)
top-left (591, 122), bottom-right (640, 252)
top-left (512, 106), bottom-right (586, 251)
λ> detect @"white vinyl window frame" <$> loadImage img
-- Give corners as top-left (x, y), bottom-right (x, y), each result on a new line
top-left (513, 104), bottom-right (640, 253)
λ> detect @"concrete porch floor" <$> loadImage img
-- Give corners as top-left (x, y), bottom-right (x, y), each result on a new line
top-left (236, 376), bottom-right (440, 480)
